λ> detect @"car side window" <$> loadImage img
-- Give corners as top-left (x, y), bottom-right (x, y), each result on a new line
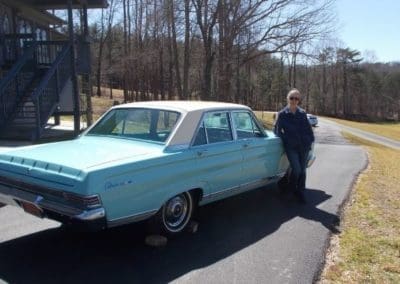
top-left (193, 112), bottom-right (233, 145)
top-left (193, 125), bottom-right (207, 146)
top-left (232, 112), bottom-right (264, 139)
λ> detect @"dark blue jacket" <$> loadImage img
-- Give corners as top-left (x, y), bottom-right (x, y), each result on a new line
top-left (274, 107), bottom-right (315, 151)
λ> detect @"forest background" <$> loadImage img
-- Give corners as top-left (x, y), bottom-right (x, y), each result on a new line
top-left (62, 0), bottom-right (400, 122)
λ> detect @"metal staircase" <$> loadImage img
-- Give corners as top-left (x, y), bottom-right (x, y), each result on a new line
top-left (0, 39), bottom-right (72, 140)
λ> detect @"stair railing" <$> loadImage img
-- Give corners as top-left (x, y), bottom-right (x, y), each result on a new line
top-left (0, 41), bottom-right (37, 127)
top-left (31, 42), bottom-right (72, 140)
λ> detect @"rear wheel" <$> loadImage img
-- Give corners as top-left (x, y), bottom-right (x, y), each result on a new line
top-left (153, 192), bottom-right (194, 236)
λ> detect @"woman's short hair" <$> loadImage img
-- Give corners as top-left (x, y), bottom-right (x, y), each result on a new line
top-left (287, 88), bottom-right (301, 99)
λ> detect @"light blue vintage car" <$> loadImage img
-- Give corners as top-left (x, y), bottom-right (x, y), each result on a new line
top-left (0, 101), bottom-right (314, 234)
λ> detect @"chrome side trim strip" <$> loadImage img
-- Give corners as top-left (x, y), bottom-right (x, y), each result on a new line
top-left (74, 208), bottom-right (106, 221)
top-left (107, 209), bottom-right (158, 228)
top-left (203, 176), bottom-right (280, 201)
top-left (202, 185), bottom-right (238, 200)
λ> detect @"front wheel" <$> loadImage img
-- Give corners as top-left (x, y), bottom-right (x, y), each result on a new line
top-left (153, 192), bottom-right (194, 235)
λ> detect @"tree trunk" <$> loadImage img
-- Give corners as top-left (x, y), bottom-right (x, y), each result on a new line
top-left (169, 0), bottom-right (183, 99)
top-left (183, 0), bottom-right (191, 99)
top-left (167, 18), bottom-right (174, 99)
top-left (96, 45), bottom-right (103, 97)
top-left (159, 44), bottom-right (165, 100)
top-left (342, 63), bottom-right (347, 116)
top-left (203, 52), bottom-right (213, 100)
top-left (122, 0), bottom-right (129, 102)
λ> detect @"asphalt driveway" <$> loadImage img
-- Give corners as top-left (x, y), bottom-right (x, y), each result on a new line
top-left (0, 120), bottom-right (367, 284)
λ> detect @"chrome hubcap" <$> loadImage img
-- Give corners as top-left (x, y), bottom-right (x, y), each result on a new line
top-left (164, 195), bottom-right (188, 229)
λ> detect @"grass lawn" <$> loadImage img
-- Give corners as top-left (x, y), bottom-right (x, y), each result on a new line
top-left (326, 117), bottom-right (400, 142)
top-left (320, 133), bottom-right (400, 283)
top-left (59, 88), bottom-right (126, 123)
top-left (254, 111), bottom-right (276, 130)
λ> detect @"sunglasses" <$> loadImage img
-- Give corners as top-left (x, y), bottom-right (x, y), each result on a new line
top-left (289, 97), bottom-right (300, 101)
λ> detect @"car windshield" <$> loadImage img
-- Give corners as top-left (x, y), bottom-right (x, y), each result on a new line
top-left (86, 108), bottom-right (181, 143)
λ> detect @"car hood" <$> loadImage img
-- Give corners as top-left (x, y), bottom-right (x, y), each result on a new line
top-left (0, 136), bottom-right (163, 171)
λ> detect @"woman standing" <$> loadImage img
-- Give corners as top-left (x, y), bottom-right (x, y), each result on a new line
top-left (274, 89), bottom-right (315, 203)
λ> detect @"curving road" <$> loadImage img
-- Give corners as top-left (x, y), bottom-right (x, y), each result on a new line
top-left (320, 118), bottom-right (400, 150)
top-left (0, 121), bottom-right (367, 284)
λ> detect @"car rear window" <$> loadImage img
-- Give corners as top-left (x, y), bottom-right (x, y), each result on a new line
top-left (87, 108), bottom-right (180, 143)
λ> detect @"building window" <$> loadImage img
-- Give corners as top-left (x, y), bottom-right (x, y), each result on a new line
top-left (18, 19), bottom-right (32, 34)
top-left (16, 19), bottom-right (35, 49)
top-left (36, 28), bottom-right (47, 41)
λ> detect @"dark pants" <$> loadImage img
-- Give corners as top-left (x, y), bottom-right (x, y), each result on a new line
top-left (285, 147), bottom-right (308, 193)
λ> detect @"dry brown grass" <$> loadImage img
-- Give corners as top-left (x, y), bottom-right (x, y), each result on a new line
top-left (320, 133), bottom-right (400, 283)
top-left (91, 87), bottom-right (125, 120)
top-left (85, 90), bottom-right (279, 126)
top-left (254, 111), bottom-right (276, 130)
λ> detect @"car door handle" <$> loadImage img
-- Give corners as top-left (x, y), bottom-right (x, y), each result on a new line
top-left (242, 143), bottom-right (249, 148)
top-left (197, 150), bottom-right (208, 156)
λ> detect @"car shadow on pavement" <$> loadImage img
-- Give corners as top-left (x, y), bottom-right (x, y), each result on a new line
top-left (0, 185), bottom-right (339, 283)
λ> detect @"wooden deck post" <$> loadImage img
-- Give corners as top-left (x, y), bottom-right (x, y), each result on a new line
top-left (82, 2), bottom-right (93, 126)
top-left (68, 0), bottom-right (81, 135)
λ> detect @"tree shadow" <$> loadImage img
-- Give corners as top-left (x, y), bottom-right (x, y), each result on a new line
top-left (0, 185), bottom-right (339, 283)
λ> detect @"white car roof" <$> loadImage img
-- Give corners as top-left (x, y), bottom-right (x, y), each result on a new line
top-left (113, 100), bottom-right (250, 113)
top-left (108, 100), bottom-right (254, 148)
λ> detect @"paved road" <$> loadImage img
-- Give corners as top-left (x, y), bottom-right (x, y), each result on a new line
top-left (320, 118), bottom-right (400, 150)
top-left (0, 121), bottom-right (367, 284)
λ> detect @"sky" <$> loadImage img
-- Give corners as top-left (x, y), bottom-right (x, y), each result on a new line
top-left (336, 0), bottom-right (400, 63)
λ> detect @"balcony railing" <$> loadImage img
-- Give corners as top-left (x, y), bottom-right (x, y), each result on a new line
top-left (2, 34), bottom-right (35, 63)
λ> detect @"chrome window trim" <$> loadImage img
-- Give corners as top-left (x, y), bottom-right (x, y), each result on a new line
top-left (191, 109), bottom-right (267, 147)
top-left (84, 107), bottom-right (182, 144)
top-left (190, 109), bottom-right (241, 147)
top-left (231, 110), bottom-right (267, 139)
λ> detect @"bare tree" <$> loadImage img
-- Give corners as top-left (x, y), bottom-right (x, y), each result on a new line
top-left (214, 0), bottom-right (335, 101)
top-left (192, 0), bottom-right (220, 100)
top-left (167, 0), bottom-right (183, 99)
top-left (183, 0), bottom-right (192, 99)
top-left (94, 0), bottom-right (117, 98)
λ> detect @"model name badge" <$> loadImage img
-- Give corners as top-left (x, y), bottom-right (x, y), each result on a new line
top-left (105, 180), bottom-right (133, 191)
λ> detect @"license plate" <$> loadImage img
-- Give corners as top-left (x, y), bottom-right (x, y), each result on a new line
top-left (20, 201), bottom-right (44, 218)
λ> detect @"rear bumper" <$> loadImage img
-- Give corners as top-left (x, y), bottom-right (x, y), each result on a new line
top-left (0, 183), bottom-right (106, 230)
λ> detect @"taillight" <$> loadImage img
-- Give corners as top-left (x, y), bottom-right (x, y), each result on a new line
top-left (63, 192), bottom-right (102, 209)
